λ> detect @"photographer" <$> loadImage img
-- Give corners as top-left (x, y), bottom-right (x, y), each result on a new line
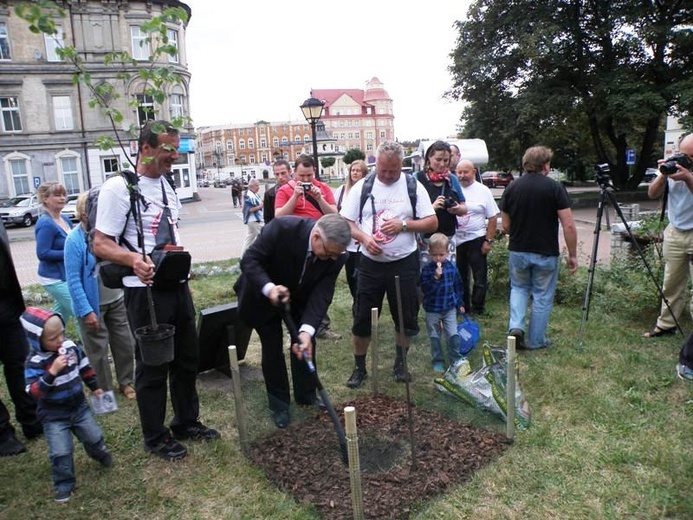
top-left (643, 133), bottom-right (693, 341)
top-left (274, 155), bottom-right (337, 219)
top-left (93, 120), bottom-right (219, 461)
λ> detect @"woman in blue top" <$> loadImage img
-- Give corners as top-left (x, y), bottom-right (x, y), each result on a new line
top-left (35, 182), bottom-right (74, 326)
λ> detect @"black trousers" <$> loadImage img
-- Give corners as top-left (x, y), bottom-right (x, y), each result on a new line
top-left (680, 331), bottom-right (693, 369)
top-left (344, 251), bottom-right (360, 299)
top-left (256, 312), bottom-right (316, 413)
top-left (124, 284), bottom-right (200, 447)
top-left (456, 237), bottom-right (489, 313)
top-left (0, 305), bottom-right (41, 440)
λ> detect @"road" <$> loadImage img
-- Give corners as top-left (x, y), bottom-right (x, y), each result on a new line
top-left (7, 184), bottom-right (659, 288)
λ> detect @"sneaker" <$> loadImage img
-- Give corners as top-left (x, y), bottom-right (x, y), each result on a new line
top-left (676, 363), bottom-right (693, 382)
top-left (145, 436), bottom-right (187, 461)
top-left (346, 366), bottom-right (367, 388)
top-left (509, 329), bottom-right (527, 350)
top-left (0, 435), bottom-right (27, 457)
top-left (119, 384), bottom-right (136, 400)
top-left (432, 361), bottom-right (445, 373)
top-left (99, 451), bottom-right (113, 467)
top-left (171, 422), bottom-right (221, 442)
top-left (316, 329), bottom-right (342, 340)
top-left (54, 488), bottom-right (73, 503)
top-left (393, 359), bottom-right (411, 383)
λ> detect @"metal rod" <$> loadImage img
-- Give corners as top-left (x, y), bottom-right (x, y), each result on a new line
top-left (228, 345), bottom-right (248, 453)
top-left (370, 307), bottom-right (379, 395)
top-left (394, 275), bottom-right (417, 470)
top-left (345, 406), bottom-right (364, 520)
top-left (506, 336), bottom-right (516, 440)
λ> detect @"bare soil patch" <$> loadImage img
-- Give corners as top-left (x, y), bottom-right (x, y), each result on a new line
top-left (248, 394), bottom-right (511, 519)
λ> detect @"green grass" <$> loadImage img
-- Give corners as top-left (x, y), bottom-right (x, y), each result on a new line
top-left (1, 251), bottom-right (691, 519)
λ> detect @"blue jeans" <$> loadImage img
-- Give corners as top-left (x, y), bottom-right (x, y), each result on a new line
top-left (508, 251), bottom-right (559, 349)
top-left (424, 307), bottom-right (461, 365)
top-left (43, 401), bottom-right (106, 494)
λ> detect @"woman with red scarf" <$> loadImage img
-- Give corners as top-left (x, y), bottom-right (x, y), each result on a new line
top-left (415, 141), bottom-right (467, 263)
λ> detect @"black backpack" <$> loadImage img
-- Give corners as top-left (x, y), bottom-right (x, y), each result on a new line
top-left (357, 172), bottom-right (418, 225)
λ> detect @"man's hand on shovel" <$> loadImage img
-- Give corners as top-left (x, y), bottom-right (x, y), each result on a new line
top-left (291, 331), bottom-right (313, 361)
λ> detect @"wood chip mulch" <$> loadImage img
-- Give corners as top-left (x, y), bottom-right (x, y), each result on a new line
top-left (247, 394), bottom-right (511, 519)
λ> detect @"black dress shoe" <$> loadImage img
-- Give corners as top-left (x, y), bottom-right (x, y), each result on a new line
top-left (298, 395), bottom-right (326, 411)
top-left (0, 435), bottom-right (27, 457)
top-left (271, 410), bottom-right (290, 429)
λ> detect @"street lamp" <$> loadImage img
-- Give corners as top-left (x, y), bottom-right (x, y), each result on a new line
top-left (300, 95), bottom-right (325, 180)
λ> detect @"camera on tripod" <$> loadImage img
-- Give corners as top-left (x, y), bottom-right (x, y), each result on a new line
top-left (594, 163), bottom-right (612, 187)
top-left (659, 153), bottom-right (693, 175)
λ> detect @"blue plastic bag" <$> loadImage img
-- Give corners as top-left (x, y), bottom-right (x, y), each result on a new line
top-left (457, 315), bottom-right (480, 355)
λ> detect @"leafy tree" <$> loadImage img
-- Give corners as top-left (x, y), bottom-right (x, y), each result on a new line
top-left (15, 0), bottom-right (190, 170)
top-left (449, 0), bottom-right (693, 187)
top-left (342, 149), bottom-right (366, 165)
top-left (320, 157), bottom-right (335, 169)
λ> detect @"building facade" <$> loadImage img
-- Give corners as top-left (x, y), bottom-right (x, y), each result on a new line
top-left (195, 77), bottom-right (395, 179)
top-left (0, 0), bottom-right (197, 201)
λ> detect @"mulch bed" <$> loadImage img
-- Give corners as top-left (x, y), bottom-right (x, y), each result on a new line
top-left (247, 394), bottom-right (511, 519)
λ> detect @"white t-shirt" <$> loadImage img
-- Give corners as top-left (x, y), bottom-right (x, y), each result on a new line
top-left (340, 174), bottom-right (435, 262)
top-left (455, 181), bottom-right (500, 244)
top-left (96, 174), bottom-right (182, 287)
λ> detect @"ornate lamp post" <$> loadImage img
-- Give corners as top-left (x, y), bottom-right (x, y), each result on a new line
top-left (300, 95), bottom-right (325, 180)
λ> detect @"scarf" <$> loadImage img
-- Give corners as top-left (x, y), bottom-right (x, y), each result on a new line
top-left (427, 170), bottom-right (450, 183)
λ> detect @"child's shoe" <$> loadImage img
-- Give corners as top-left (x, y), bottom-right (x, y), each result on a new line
top-left (54, 488), bottom-right (73, 503)
top-left (432, 361), bottom-right (445, 373)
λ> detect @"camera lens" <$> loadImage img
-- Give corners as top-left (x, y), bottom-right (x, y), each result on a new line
top-left (659, 161), bottom-right (678, 175)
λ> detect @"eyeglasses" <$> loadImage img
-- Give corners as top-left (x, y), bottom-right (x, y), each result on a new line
top-left (317, 234), bottom-right (345, 261)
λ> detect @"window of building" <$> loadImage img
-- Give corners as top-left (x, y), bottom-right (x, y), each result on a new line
top-left (130, 26), bottom-right (151, 61)
top-left (303, 134), bottom-right (310, 143)
top-left (1, 97), bottom-right (22, 132)
top-left (136, 94), bottom-right (155, 126)
top-left (170, 93), bottom-right (183, 118)
top-left (166, 28), bottom-right (179, 63)
top-left (281, 136), bottom-right (288, 145)
top-left (58, 154), bottom-right (82, 194)
top-left (366, 131), bottom-right (373, 139)
top-left (261, 153), bottom-right (268, 162)
top-left (239, 139), bottom-right (245, 150)
top-left (248, 138), bottom-right (254, 148)
top-left (260, 138), bottom-right (267, 148)
top-left (366, 144), bottom-right (374, 152)
top-left (52, 95), bottom-right (73, 130)
top-left (273, 137), bottom-right (279, 147)
top-left (0, 21), bottom-right (10, 60)
top-left (226, 141), bottom-right (234, 151)
top-left (44, 25), bottom-right (65, 62)
top-left (380, 131), bottom-right (386, 139)
top-left (249, 155), bottom-right (255, 164)
top-left (348, 133), bottom-right (353, 139)
top-left (355, 132), bottom-right (360, 138)
top-left (7, 157), bottom-right (31, 195)
top-left (240, 154), bottom-right (246, 164)
top-left (102, 157), bottom-right (119, 179)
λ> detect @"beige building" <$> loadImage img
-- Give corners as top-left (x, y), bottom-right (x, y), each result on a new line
top-left (195, 77), bottom-right (395, 178)
top-left (0, 0), bottom-right (198, 201)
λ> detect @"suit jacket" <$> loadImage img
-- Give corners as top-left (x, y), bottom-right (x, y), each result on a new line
top-left (0, 224), bottom-right (26, 321)
top-left (234, 216), bottom-right (346, 330)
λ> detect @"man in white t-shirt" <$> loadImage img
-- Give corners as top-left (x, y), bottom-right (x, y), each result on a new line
top-left (93, 120), bottom-right (219, 462)
top-left (340, 141), bottom-right (437, 388)
top-left (454, 159), bottom-right (500, 315)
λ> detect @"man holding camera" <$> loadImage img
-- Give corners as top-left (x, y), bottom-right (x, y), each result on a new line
top-left (643, 134), bottom-right (693, 347)
top-left (274, 155), bottom-right (337, 219)
top-left (94, 120), bottom-right (219, 461)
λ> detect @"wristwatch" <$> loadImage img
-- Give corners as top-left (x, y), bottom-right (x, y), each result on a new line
top-left (402, 220), bottom-right (408, 232)
top-left (484, 238), bottom-right (494, 244)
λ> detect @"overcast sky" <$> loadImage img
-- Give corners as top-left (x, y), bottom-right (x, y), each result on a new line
top-left (183, 0), bottom-right (471, 142)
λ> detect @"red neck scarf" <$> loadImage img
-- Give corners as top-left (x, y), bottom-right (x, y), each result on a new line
top-left (427, 170), bottom-right (450, 183)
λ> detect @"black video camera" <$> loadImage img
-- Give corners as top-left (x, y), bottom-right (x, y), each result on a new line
top-left (594, 163), bottom-right (612, 187)
top-left (659, 153), bottom-right (693, 176)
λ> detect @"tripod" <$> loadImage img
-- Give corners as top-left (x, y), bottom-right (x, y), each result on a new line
top-left (577, 181), bottom-right (681, 347)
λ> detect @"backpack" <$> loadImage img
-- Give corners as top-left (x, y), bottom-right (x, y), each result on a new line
top-left (85, 170), bottom-right (141, 287)
top-left (358, 171), bottom-right (418, 224)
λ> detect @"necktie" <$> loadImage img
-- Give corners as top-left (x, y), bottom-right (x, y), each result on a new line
top-left (299, 253), bottom-right (314, 284)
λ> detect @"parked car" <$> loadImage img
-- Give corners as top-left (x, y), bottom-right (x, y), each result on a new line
top-left (643, 168), bottom-right (658, 183)
top-left (0, 194), bottom-right (41, 227)
top-left (60, 194), bottom-right (80, 222)
top-left (481, 171), bottom-right (514, 188)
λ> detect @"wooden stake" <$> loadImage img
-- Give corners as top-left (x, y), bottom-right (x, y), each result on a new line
top-left (228, 345), bottom-right (249, 453)
top-left (505, 336), bottom-right (516, 440)
top-left (370, 307), bottom-right (379, 395)
top-left (345, 406), bottom-right (364, 520)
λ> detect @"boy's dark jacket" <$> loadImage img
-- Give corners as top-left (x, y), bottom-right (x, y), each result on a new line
top-left (22, 307), bottom-right (99, 422)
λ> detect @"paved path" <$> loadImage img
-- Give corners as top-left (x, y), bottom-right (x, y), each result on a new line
top-left (7, 185), bottom-right (660, 288)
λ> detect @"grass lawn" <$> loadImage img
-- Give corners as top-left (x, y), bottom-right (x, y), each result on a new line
top-left (0, 250), bottom-right (691, 519)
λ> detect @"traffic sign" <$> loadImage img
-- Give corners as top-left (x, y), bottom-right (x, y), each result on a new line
top-left (626, 149), bottom-right (636, 165)
top-left (33, 176), bottom-right (41, 188)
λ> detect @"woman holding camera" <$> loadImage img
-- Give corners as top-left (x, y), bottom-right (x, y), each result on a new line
top-left (415, 141), bottom-right (467, 264)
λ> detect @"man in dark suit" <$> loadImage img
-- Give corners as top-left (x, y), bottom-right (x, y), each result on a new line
top-left (234, 214), bottom-right (350, 428)
top-left (0, 224), bottom-right (41, 456)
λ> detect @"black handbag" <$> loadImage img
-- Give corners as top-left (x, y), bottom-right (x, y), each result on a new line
top-left (151, 180), bottom-right (191, 287)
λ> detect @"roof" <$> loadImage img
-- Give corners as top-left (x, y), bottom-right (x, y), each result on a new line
top-left (311, 89), bottom-right (369, 109)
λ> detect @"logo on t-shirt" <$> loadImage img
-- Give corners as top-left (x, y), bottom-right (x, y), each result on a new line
top-left (373, 209), bottom-right (398, 244)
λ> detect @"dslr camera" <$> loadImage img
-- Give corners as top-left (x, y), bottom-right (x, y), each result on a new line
top-left (659, 153), bottom-right (693, 176)
top-left (443, 197), bottom-right (457, 209)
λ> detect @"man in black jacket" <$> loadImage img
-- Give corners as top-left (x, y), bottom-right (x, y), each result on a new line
top-left (0, 224), bottom-right (41, 455)
top-left (234, 214), bottom-right (349, 428)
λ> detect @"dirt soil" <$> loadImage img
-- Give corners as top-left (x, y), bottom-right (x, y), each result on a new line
top-left (248, 394), bottom-right (511, 519)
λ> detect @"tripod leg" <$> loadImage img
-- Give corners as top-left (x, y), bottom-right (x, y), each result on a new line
top-left (578, 191), bottom-right (606, 348)
top-left (606, 191), bottom-right (683, 335)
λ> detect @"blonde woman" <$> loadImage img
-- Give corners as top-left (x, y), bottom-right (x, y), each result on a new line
top-left (334, 160), bottom-right (366, 297)
top-left (35, 182), bottom-right (74, 325)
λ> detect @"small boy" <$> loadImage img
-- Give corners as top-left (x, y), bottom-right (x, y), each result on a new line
top-left (22, 307), bottom-right (112, 503)
top-left (420, 233), bottom-right (466, 372)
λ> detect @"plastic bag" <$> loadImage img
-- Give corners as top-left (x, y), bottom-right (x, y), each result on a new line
top-left (434, 343), bottom-right (531, 429)
top-left (457, 315), bottom-right (480, 355)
